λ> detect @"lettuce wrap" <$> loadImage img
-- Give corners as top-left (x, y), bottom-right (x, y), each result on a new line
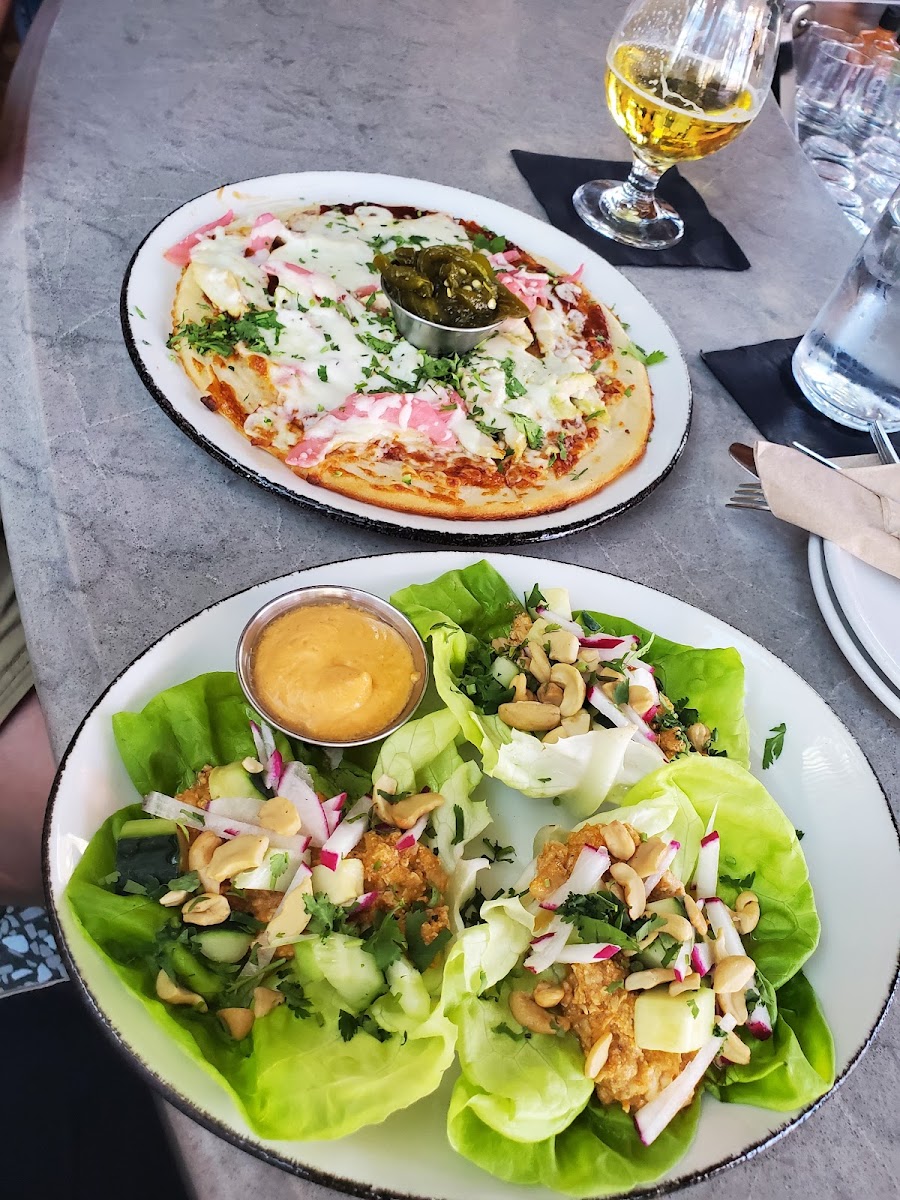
top-left (392, 561), bottom-right (749, 817)
top-left (441, 757), bottom-right (833, 1195)
top-left (66, 674), bottom-right (490, 1140)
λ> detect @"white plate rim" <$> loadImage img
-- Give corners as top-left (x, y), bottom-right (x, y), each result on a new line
top-left (808, 536), bottom-right (900, 722)
top-left (43, 550), bottom-right (900, 1200)
top-left (120, 171), bottom-right (692, 547)
top-left (820, 539), bottom-right (900, 694)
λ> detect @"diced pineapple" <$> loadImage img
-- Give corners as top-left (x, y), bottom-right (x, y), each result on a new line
top-left (312, 858), bottom-right (364, 905)
top-left (634, 986), bottom-right (715, 1053)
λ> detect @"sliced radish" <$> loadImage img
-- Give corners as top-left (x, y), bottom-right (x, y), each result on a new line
top-left (279, 761), bottom-right (330, 845)
top-left (540, 845), bottom-right (611, 912)
top-left (321, 791), bottom-right (347, 836)
top-left (704, 898), bottom-right (745, 958)
top-left (691, 832), bottom-right (720, 898)
top-left (747, 1001), bottom-right (774, 1040)
top-left (579, 633), bottom-right (639, 658)
top-left (249, 719), bottom-right (276, 768)
top-left (264, 749), bottom-right (285, 792)
top-left (351, 890), bottom-right (378, 915)
top-left (395, 813), bottom-right (428, 851)
top-left (524, 917), bottom-right (570, 974)
top-left (318, 795), bottom-right (373, 869)
top-left (587, 685), bottom-right (632, 730)
top-left (142, 792), bottom-right (309, 852)
top-left (535, 606), bottom-right (584, 637)
top-left (555, 943), bottom-right (619, 963)
top-left (643, 841), bottom-right (680, 896)
top-left (671, 938), bottom-right (694, 983)
top-left (634, 1015), bottom-right (736, 1145)
top-left (690, 940), bottom-right (714, 977)
top-left (163, 210), bottom-right (234, 265)
top-left (628, 664), bottom-right (659, 708)
top-left (207, 796), bottom-right (263, 824)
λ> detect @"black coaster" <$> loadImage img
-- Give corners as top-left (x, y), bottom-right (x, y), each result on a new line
top-left (512, 150), bottom-right (750, 271)
top-left (701, 336), bottom-right (900, 457)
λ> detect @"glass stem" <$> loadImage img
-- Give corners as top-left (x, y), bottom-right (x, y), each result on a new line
top-left (620, 154), bottom-right (668, 218)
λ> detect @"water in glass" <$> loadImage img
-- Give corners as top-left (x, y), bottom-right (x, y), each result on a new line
top-left (793, 190), bottom-right (900, 432)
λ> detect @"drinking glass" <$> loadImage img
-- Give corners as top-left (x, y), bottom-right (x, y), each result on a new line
top-left (793, 186), bottom-right (900, 431)
top-left (573, 0), bottom-right (782, 249)
top-left (796, 43), bottom-right (873, 135)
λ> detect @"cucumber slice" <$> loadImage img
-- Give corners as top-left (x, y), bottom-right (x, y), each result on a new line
top-left (171, 943), bottom-right (225, 1000)
top-left (193, 929), bottom-right (254, 964)
top-left (208, 762), bottom-right (264, 801)
top-left (118, 818), bottom-right (179, 840)
top-left (490, 656), bottom-right (519, 688)
top-left (312, 933), bottom-right (385, 1011)
top-left (634, 986), bottom-right (715, 1053)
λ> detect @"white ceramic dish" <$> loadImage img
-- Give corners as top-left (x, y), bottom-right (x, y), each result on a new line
top-left (808, 537), bottom-right (900, 722)
top-left (45, 552), bottom-right (900, 1199)
top-left (120, 173), bottom-right (691, 546)
top-left (822, 539), bottom-right (900, 694)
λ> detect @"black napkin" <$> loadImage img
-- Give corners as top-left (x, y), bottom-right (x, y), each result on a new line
top-left (512, 150), bottom-right (750, 271)
top-left (702, 336), bottom-right (900, 457)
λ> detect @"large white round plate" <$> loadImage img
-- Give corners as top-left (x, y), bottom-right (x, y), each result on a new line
top-left (120, 173), bottom-right (691, 546)
top-left (808, 537), bottom-right (900, 721)
top-left (822, 539), bottom-right (900, 694)
top-left (45, 552), bottom-right (899, 1199)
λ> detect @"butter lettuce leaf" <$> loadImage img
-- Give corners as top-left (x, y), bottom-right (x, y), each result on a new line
top-left (68, 676), bottom-right (461, 1141)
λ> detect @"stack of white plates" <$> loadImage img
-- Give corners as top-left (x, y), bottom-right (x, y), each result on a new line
top-left (808, 536), bottom-right (900, 719)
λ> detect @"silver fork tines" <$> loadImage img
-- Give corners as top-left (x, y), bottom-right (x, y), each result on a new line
top-left (727, 481), bottom-right (770, 511)
top-left (870, 420), bottom-right (900, 465)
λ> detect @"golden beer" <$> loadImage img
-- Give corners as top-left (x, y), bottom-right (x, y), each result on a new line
top-left (605, 42), bottom-right (756, 163)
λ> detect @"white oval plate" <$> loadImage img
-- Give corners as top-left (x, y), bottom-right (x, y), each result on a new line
top-left (45, 552), bottom-right (899, 1199)
top-left (808, 536), bottom-right (900, 721)
top-left (822, 539), bottom-right (900, 694)
top-left (120, 173), bottom-right (691, 546)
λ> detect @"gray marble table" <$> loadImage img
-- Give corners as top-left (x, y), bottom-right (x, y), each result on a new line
top-left (1, 0), bottom-right (898, 1196)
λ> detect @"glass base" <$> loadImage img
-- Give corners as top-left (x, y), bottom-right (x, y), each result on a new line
top-left (799, 385), bottom-right (900, 433)
top-left (573, 178), bottom-right (684, 250)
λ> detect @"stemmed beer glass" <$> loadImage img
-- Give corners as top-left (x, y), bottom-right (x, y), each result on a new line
top-left (575, 0), bottom-right (783, 249)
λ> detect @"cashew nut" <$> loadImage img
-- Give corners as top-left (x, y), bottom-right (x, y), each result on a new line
top-left (547, 630), bottom-right (579, 664)
top-left (669, 973), bottom-right (702, 996)
top-left (627, 836), bottom-right (668, 879)
top-left (537, 680), bottom-right (565, 706)
top-left (610, 862), bottom-right (646, 920)
top-left (562, 710), bottom-right (591, 736)
top-left (549, 663), bottom-right (587, 717)
top-left (373, 773), bottom-right (397, 797)
top-left (498, 701), bottom-right (561, 732)
top-left (718, 989), bottom-right (749, 1026)
top-left (242, 756), bottom-right (265, 774)
top-left (252, 986), bottom-right (286, 1018)
top-left (577, 647), bottom-right (601, 668)
top-left (542, 727), bottom-right (569, 744)
top-left (598, 667), bottom-right (625, 683)
top-left (532, 981), bottom-right (565, 1008)
top-left (258, 795), bottom-right (302, 837)
top-left (628, 684), bottom-right (656, 716)
top-left (511, 673), bottom-right (533, 703)
top-left (526, 642), bottom-right (552, 684)
top-left (155, 969), bottom-right (207, 1010)
top-left (159, 889), bottom-right (190, 908)
top-left (218, 1007), bottom-right (255, 1040)
top-left (188, 830), bottom-right (224, 895)
top-left (713, 955), bottom-right (756, 995)
top-left (657, 912), bottom-right (694, 943)
top-left (207, 834), bottom-right (269, 883)
top-left (625, 967), bottom-right (676, 991)
top-left (684, 893), bottom-right (708, 936)
top-left (686, 722), bottom-right (712, 752)
top-left (721, 1029), bottom-right (751, 1065)
top-left (509, 990), bottom-right (556, 1034)
top-left (381, 790), bottom-right (444, 830)
top-left (602, 821), bottom-right (636, 861)
top-left (584, 1032), bottom-right (612, 1078)
top-left (182, 892), bottom-right (232, 926)
top-left (732, 891), bottom-right (760, 935)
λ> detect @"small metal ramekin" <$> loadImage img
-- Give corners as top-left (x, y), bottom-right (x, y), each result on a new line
top-left (236, 585), bottom-right (429, 747)
top-left (385, 285), bottom-right (503, 355)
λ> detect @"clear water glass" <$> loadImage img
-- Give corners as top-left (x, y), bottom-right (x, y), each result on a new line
top-left (793, 188), bottom-right (900, 432)
top-left (796, 44), bottom-right (873, 133)
top-left (810, 158), bottom-right (856, 192)
top-left (801, 133), bottom-right (855, 165)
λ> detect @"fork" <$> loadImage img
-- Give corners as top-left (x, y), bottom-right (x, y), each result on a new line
top-left (870, 419), bottom-right (900, 465)
top-left (726, 442), bottom-right (841, 511)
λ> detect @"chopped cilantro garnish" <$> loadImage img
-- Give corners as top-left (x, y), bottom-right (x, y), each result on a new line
top-left (483, 839), bottom-right (515, 864)
top-left (622, 341), bottom-right (667, 367)
top-left (406, 907), bottom-right (452, 972)
top-left (762, 722), bottom-right (786, 769)
top-left (510, 412), bottom-right (544, 450)
top-left (317, 364), bottom-right (329, 382)
top-left (452, 804), bottom-right (465, 846)
top-left (472, 233), bottom-right (507, 253)
top-left (168, 307), bottom-right (283, 357)
top-left (363, 912), bottom-right (404, 972)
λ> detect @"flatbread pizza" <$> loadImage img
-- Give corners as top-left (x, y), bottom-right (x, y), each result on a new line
top-left (166, 203), bottom-right (654, 520)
